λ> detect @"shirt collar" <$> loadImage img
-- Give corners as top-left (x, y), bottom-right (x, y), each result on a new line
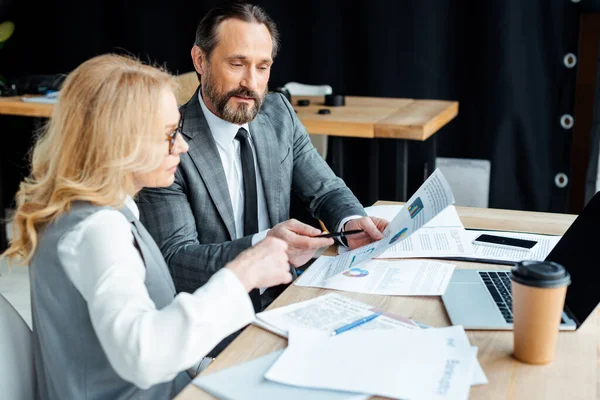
top-left (124, 195), bottom-right (140, 220)
top-left (198, 89), bottom-right (250, 149)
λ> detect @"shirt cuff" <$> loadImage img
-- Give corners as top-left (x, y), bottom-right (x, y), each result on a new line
top-left (336, 215), bottom-right (364, 246)
top-left (251, 229), bottom-right (270, 246)
top-left (215, 268), bottom-right (255, 321)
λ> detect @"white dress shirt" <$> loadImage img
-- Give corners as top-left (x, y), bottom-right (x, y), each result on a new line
top-left (198, 92), bottom-right (270, 245)
top-left (57, 197), bottom-right (254, 389)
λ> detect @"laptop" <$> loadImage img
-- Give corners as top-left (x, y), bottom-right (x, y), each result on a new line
top-left (441, 192), bottom-right (600, 330)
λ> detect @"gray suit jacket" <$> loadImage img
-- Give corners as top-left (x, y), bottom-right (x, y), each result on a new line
top-left (137, 89), bottom-right (365, 294)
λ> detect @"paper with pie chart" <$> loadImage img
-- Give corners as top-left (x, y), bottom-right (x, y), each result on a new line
top-left (295, 257), bottom-right (455, 296)
top-left (297, 169), bottom-right (456, 290)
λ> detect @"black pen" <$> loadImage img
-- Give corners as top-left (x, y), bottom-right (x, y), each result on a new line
top-left (315, 229), bottom-right (364, 238)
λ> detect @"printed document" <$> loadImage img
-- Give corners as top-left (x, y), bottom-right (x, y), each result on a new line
top-left (193, 350), bottom-right (368, 400)
top-left (377, 227), bottom-right (473, 259)
top-left (265, 326), bottom-right (481, 400)
top-left (295, 258), bottom-right (456, 296)
top-left (359, 204), bottom-right (464, 229)
top-left (254, 292), bottom-right (418, 337)
top-left (467, 230), bottom-right (561, 262)
top-left (327, 169), bottom-right (456, 272)
top-left (339, 206), bottom-right (473, 259)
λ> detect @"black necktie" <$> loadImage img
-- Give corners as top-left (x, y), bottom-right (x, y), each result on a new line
top-left (235, 128), bottom-right (261, 311)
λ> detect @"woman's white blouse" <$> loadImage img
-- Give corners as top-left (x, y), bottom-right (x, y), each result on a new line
top-left (57, 196), bottom-right (254, 389)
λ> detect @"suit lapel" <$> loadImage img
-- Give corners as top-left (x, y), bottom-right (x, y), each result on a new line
top-left (180, 90), bottom-right (237, 240)
top-left (249, 112), bottom-right (280, 227)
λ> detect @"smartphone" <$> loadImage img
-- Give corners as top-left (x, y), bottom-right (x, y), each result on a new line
top-left (473, 234), bottom-right (537, 251)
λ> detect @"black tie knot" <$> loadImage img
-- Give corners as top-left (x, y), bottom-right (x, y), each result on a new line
top-left (235, 127), bottom-right (249, 143)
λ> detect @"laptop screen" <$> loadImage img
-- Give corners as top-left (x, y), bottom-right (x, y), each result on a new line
top-left (545, 193), bottom-right (600, 327)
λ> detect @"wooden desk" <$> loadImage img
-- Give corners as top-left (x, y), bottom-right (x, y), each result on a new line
top-left (291, 95), bottom-right (459, 202)
top-left (0, 96), bottom-right (53, 118)
top-left (176, 204), bottom-right (599, 400)
top-left (0, 95), bottom-right (458, 202)
top-left (291, 95), bottom-right (458, 140)
top-left (0, 95), bottom-right (458, 140)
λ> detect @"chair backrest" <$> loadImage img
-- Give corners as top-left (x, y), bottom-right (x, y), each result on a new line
top-left (435, 157), bottom-right (491, 208)
top-left (174, 71), bottom-right (200, 106)
top-left (0, 292), bottom-right (36, 400)
top-left (283, 82), bottom-right (332, 96)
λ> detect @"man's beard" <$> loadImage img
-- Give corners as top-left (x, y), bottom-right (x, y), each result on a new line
top-left (203, 69), bottom-right (267, 125)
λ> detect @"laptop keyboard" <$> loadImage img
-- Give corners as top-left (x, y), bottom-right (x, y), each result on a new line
top-left (479, 271), bottom-right (513, 323)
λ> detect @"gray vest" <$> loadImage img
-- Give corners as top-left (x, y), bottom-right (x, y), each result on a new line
top-left (30, 202), bottom-right (191, 399)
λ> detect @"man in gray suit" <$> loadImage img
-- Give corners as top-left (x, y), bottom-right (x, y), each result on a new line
top-left (137, 3), bottom-right (387, 313)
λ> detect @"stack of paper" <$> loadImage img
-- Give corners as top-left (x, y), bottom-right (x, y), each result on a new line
top-left (265, 325), bottom-right (487, 400)
top-left (328, 169), bottom-right (457, 272)
top-left (332, 173), bottom-right (561, 265)
top-left (193, 350), bottom-right (369, 400)
top-left (208, 293), bottom-right (487, 399)
top-left (294, 169), bottom-right (459, 296)
top-left (254, 292), bottom-right (418, 338)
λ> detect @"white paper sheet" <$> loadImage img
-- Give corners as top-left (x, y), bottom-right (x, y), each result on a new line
top-left (332, 169), bottom-right (456, 270)
top-left (377, 227), bottom-right (474, 259)
top-left (419, 326), bottom-right (488, 386)
top-left (255, 294), bottom-right (487, 387)
top-left (364, 204), bottom-right (464, 228)
top-left (467, 230), bottom-right (561, 262)
top-left (193, 350), bottom-right (369, 400)
top-left (296, 258), bottom-right (456, 296)
top-left (254, 292), bottom-right (418, 338)
top-left (339, 205), bottom-right (473, 259)
top-left (265, 326), bottom-right (480, 400)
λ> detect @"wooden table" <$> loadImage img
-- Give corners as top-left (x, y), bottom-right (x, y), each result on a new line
top-left (176, 204), bottom-right (599, 400)
top-left (291, 95), bottom-right (458, 141)
top-left (0, 96), bottom-right (53, 118)
top-left (291, 95), bottom-right (459, 203)
top-left (0, 95), bottom-right (458, 203)
top-left (0, 95), bottom-right (458, 139)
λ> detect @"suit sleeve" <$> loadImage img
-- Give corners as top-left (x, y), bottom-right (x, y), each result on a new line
top-left (277, 93), bottom-right (367, 231)
top-left (136, 167), bottom-right (253, 293)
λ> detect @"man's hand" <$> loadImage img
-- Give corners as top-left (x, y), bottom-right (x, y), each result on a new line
top-left (226, 237), bottom-right (292, 292)
top-left (267, 219), bottom-right (334, 266)
top-left (344, 216), bottom-right (389, 250)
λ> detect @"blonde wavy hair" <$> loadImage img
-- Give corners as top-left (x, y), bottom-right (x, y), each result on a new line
top-left (3, 54), bottom-right (176, 264)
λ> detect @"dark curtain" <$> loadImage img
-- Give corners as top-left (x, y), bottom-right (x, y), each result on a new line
top-left (584, 43), bottom-right (600, 204)
top-left (0, 0), bottom-right (586, 213)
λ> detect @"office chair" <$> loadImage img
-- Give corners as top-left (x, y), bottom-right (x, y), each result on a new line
top-left (436, 157), bottom-right (491, 208)
top-left (283, 82), bottom-right (333, 159)
top-left (0, 292), bottom-right (36, 400)
top-left (174, 71), bottom-right (199, 106)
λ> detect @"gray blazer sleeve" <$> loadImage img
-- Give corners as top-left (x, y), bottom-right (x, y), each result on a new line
top-left (136, 169), bottom-right (253, 294)
top-left (278, 94), bottom-right (367, 230)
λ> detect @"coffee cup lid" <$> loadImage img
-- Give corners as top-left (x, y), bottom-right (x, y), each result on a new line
top-left (511, 260), bottom-right (571, 288)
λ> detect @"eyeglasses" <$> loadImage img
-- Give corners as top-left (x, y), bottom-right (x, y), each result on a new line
top-left (168, 114), bottom-right (184, 154)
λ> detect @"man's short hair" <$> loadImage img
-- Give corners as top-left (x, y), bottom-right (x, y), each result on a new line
top-left (194, 2), bottom-right (280, 61)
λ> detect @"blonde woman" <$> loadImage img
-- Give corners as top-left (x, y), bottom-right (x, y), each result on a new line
top-left (3, 54), bottom-right (292, 399)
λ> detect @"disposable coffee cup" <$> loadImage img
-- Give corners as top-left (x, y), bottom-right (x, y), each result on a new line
top-left (511, 260), bottom-right (571, 365)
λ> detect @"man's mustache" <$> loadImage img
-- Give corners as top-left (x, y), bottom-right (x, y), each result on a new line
top-left (226, 87), bottom-right (260, 101)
